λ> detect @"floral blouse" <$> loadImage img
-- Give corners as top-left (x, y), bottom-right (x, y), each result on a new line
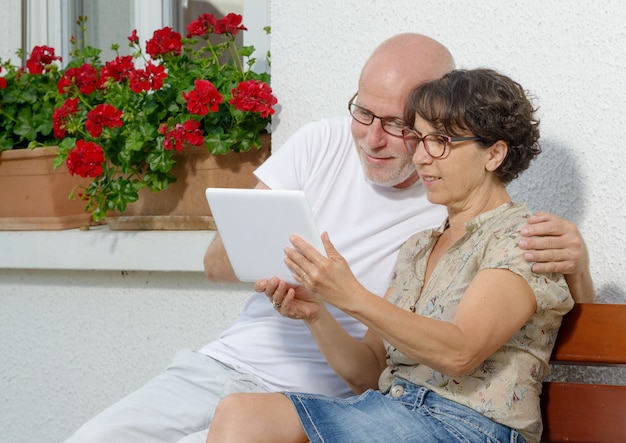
top-left (379, 202), bottom-right (573, 443)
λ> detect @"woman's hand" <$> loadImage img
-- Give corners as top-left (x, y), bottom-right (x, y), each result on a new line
top-left (283, 232), bottom-right (364, 311)
top-left (255, 277), bottom-right (323, 321)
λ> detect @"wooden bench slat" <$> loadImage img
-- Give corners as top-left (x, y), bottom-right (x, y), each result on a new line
top-left (541, 303), bottom-right (626, 442)
top-left (551, 303), bottom-right (626, 365)
top-left (541, 382), bottom-right (626, 442)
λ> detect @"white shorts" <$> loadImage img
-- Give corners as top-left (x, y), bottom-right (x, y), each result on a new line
top-left (63, 349), bottom-right (271, 443)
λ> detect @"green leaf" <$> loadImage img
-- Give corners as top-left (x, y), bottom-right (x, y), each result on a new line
top-left (238, 45), bottom-right (255, 58)
top-left (0, 134), bottom-right (15, 151)
top-left (143, 170), bottom-right (176, 191)
top-left (106, 177), bottom-right (139, 212)
top-left (14, 109), bottom-right (37, 139)
top-left (203, 132), bottom-right (231, 155)
top-left (147, 148), bottom-right (175, 173)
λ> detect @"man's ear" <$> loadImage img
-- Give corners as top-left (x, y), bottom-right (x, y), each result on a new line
top-left (485, 140), bottom-right (508, 172)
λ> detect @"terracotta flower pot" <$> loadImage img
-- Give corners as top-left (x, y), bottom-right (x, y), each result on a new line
top-left (106, 134), bottom-right (271, 230)
top-left (0, 147), bottom-right (94, 230)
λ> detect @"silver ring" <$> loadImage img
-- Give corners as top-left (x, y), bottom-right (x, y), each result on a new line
top-left (273, 301), bottom-right (281, 308)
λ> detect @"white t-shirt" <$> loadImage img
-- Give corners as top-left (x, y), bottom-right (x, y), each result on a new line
top-left (200, 116), bottom-right (446, 397)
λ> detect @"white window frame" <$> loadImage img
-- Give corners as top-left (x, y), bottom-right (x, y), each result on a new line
top-left (25, 0), bottom-right (268, 69)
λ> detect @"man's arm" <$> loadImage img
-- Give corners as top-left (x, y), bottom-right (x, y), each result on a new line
top-left (203, 181), bottom-right (270, 282)
top-left (519, 211), bottom-right (594, 303)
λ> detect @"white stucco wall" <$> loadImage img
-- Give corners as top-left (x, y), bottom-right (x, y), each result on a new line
top-left (0, 268), bottom-right (252, 440)
top-left (1, 1), bottom-right (625, 442)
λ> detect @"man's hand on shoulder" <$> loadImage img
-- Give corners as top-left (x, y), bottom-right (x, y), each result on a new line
top-left (519, 211), bottom-right (594, 303)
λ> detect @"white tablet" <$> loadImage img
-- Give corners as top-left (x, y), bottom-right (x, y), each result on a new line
top-left (205, 188), bottom-right (326, 284)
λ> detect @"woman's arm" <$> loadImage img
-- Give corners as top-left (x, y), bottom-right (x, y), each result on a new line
top-left (287, 233), bottom-right (537, 377)
top-left (352, 269), bottom-right (536, 376)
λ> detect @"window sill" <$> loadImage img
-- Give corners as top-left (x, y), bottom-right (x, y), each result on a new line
top-left (0, 226), bottom-right (214, 272)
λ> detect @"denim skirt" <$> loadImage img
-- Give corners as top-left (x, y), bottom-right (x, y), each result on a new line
top-left (284, 377), bottom-right (525, 443)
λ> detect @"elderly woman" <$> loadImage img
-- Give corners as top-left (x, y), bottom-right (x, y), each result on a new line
top-left (206, 69), bottom-right (574, 443)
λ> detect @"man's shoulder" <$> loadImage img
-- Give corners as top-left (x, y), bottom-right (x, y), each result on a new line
top-left (284, 115), bottom-right (353, 154)
top-left (298, 115), bottom-right (351, 132)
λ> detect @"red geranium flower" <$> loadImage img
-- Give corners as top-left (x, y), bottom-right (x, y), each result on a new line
top-left (128, 62), bottom-right (167, 93)
top-left (144, 62), bottom-right (167, 90)
top-left (52, 98), bottom-right (80, 139)
top-left (26, 45), bottom-right (62, 74)
top-left (128, 69), bottom-right (151, 93)
top-left (128, 29), bottom-right (139, 44)
top-left (85, 104), bottom-right (123, 138)
top-left (214, 13), bottom-right (247, 35)
top-left (58, 63), bottom-right (99, 95)
top-left (186, 13), bottom-right (218, 38)
top-left (159, 119), bottom-right (205, 151)
top-left (230, 79), bottom-right (278, 118)
top-left (182, 79), bottom-right (223, 116)
top-left (182, 120), bottom-right (205, 146)
top-left (66, 139), bottom-right (106, 178)
top-left (100, 55), bottom-right (136, 84)
top-left (145, 27), bottom-right (182, 58)
top-left (186, 13), bottom-right (246, 38)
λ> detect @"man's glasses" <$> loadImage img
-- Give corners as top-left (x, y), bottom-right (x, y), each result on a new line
top-left (348, 93), bottom-right (408, 137)
top-left (401, 128), bottom-right (481, 158)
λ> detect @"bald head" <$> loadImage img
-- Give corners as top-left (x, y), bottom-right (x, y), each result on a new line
top-left (358, 33), bottom-right (455, 104)
top-left (350, 34), bottom-right (455, 189)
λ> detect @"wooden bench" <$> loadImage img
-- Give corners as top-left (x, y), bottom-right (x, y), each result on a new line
top-left (540, 303), bottom-right (626, 442)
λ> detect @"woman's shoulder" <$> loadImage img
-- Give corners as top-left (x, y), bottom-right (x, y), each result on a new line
top-left (481, 201), bottom-right (533, 237)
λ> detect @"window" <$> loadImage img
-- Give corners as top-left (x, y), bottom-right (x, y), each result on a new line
top-left (23, 0), bottom-right (267, 72)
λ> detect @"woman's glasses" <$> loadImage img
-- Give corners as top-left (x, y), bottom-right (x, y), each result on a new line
top-left (401, 128), bottom-right (480, 158)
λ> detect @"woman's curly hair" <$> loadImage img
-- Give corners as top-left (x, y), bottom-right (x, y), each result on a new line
top-left (404, 68), bottom-right (541, 184)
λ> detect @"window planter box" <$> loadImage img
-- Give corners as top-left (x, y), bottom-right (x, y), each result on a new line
top-left (0, 147), bottom-right (94, 230)
top-left (106, 135), bottom-right (271, 230)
